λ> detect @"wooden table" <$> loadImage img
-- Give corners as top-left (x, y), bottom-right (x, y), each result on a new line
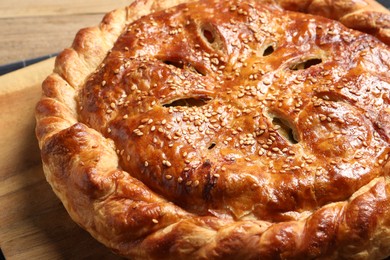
top-left (0, 0), bottom-right (129, 66)
top-left (0, 0), bottom-right (389, 66)
top-left (0, 1), bottom-right (132, 259)
top-left (0, 1), bottom-right (389, 259)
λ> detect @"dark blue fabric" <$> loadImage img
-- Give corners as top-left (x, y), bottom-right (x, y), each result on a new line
top-left (0, 53), bottom-right (58, 76)
top-left (378, 0), bottom-right (390, 8)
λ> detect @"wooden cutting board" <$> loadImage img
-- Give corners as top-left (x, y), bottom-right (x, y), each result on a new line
top-left (0, 59), bottom-right (123, 259)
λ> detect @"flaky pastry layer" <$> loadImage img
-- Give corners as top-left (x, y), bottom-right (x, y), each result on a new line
top-left (36, 0), bottom-right (390, 259)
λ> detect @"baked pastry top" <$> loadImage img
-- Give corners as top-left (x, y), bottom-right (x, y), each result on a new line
top-left (35, 0), bottom-right (390, 259)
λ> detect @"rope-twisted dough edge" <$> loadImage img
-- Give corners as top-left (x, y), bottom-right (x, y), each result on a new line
top-left (277, 0), bottom-right (390, 45)
top-left (35, 0), bottom-right (390, 259)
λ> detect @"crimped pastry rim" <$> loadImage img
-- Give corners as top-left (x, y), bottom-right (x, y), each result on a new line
top-left (35, 0), bottom-right (390, 259)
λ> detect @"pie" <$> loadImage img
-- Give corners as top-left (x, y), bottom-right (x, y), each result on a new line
top-left (35, 0), bottom-right (390, 258)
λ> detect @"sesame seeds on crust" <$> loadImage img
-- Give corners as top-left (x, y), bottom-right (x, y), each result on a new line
top-left (76, 0), bottom-right (390, 220)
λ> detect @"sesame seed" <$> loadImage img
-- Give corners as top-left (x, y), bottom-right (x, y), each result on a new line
top-left (163, 160), bottom-right (172, 167)
top-left (263, 79), bottom-right (272, 85)
top-left (211, 58), bottom-right (219, 65)
top-left (152, 219), bottom-right (159, 224)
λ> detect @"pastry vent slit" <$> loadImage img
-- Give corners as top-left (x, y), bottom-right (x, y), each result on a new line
top-left (290, 58), bottom-right (322, 70)
top-left (163, 60), bottom-right (184, 69)
top-left (198, 22), bottom-right (224, 52)
top-left (208, 142), bottom-right (216, 150)
top-left (203, 28), bottom-right (215, 44)
top-left (262, 45), bottom-right (275, 56)
top-left (189, 65), bottom-right (207, 76)
top-left (163, 60), bottom-right (207, 76)
top-left (272, 117), bottom-right (299, 144)
top-left (162, 97), bottom-right (211, 107)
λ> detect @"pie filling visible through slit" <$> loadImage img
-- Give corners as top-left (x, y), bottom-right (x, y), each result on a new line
top-left (36, 0), bottom-right (390, 258)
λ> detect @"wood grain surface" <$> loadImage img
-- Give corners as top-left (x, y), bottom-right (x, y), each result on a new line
top-left (0, 59), bottom-right (124, 259)
top-left (0, 0), bottom-right (129, 65)
top-left (0, 0), bottom-right (389, 259)
top-left (0, 1), bottom-right (135, 258)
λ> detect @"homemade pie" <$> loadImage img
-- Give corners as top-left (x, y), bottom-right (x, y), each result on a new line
top-left (35, 0), bottom-right (390, 258)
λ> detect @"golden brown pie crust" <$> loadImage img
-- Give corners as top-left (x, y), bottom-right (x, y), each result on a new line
top-left (36, 0), bottom-right (390, 259)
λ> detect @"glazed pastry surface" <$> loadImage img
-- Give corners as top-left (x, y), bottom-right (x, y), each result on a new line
top-left (36, 0), bottom-right (390, 259)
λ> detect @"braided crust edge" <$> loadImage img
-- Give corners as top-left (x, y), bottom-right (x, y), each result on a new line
top-left (35, 0), bottom-right (390, 259)
top-left (277, 0), bottom-right (390, 45)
